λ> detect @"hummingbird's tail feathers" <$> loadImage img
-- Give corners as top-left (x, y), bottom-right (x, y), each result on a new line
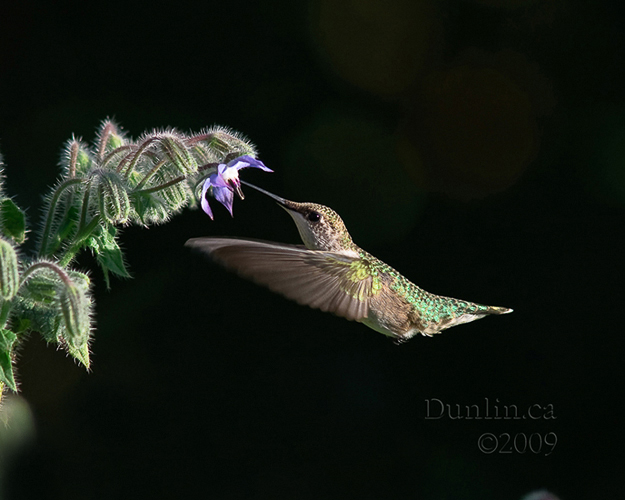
top-left (417, 300), bottom-right (512, 336)
top-left (486, 305), bottom-right (513, 315)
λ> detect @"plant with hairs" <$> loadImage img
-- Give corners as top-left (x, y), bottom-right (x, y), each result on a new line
top-left (0, 120), bottom-right (270, 400)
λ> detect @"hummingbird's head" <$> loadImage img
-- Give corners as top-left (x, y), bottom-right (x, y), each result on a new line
top-left (241, 181), bottom-right (354, 252)
top-left (281, 201), bottom-right (354, 252)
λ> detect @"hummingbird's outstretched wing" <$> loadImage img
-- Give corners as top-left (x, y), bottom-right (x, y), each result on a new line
top-left (186, 237), bottom-right (377, 321)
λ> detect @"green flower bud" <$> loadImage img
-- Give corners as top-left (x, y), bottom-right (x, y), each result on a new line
top-left (75, 147), bottom-right (93, 175)
top-left (0, 239), bottom-right (19, 300)
top-left (187, 125), bottom-right (258, 161)
top-left (63, 138), bottom-right (93, 177)
top-left (17, 263), bottom-right (92, 357)
top-left (58, 280), bottom-right (90, 349)
top-left (154, 175), bottom-right (188, 211)
top-left (106, 130), bottom-right (125, 150)
top-left (95, 170), bottom-right (130, 224)
top-left (96, 119), bottom-right (127, 158)
top-left (157, 132), bottom-right (197, 175)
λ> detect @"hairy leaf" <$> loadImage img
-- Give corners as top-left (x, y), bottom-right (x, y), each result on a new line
top-left (0, 198), bottom-right (26, 244)
top-left (87, 225), bottom-right (130, 287)
top-left (0, 328), bottom-right (17, 391)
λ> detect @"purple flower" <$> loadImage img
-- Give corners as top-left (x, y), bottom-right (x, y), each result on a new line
top-left (201, 155), bottom-right (272, 219)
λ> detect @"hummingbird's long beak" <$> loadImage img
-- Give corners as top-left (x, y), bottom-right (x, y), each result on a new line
top-left (240, 180), bottom-right (292, 210)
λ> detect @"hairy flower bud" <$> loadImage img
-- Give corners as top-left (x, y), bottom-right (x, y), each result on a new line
top-left (58, 280), bottom-right (90, 349)
top-left (95, 170), bottom-right (130, 224)
top-left (63, 138), bottom-right (93, 177)
top-left (156, 133), bottom-right (197, 175)
top-left (96, 119), bottom-right (127, 158)
top-left (186, 125), bottom-right (258, 162)
top-left (0, 238), bottom-right (19, 300)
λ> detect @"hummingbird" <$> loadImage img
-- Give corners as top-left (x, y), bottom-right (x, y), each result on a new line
top-left (186, 182), bottom-right (512, 342)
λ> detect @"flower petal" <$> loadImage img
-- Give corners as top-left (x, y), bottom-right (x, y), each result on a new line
top-left (200, 179), bottom-right (214, 219)
top-left (210, 171), bottom-right (229, 188)
top-left (229, 155), bottom-right (273, 173)
top-left (213, 183), bottom-right (235, 216)
top-left (199, 156), bottom-right (272, 219)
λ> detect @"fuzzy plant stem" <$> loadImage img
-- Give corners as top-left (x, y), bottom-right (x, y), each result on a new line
top-left (0, 300), bottom-right (11, 328)
top-left (21, 261), bottom-right (74, 287)
top-left (38, 178), bottom-right (84, 257)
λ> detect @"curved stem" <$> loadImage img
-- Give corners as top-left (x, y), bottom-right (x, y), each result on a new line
top-left (77, 178), bottom-right (92, 233)
top-left (134, 159), bottom-right (168, 191)
top-left (131, 174), bottom-right (186, 196)
top-left (198, 162), bottom-right (219, 172)
top-left (58, 215), bottom-right (101, 268)
top-left (185, 132), bottom-right (218, 146)
top-left (21, 261), bottom-right (72, 287)
top-left (39, 178), bottom-right (84, 258)
top-left (101, 144), bottom-right (135, 170)
top-left (59, 178), bottom-right (100, 267)
top-left (121, 137), bottom-right (159, 178)
top-left (52, 175), bottom-right (100, 267)
top-left (0, 299), bottom-right (12, 329)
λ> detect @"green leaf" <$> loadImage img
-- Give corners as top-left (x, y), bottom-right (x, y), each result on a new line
top-left (13, 318), bottom-right (31, 334)
top-left (130, 191), bottom-right (170, 225)
top-left (47, 204), bottom-right (80, 256)
top-left (0, 327), bottom-right (16, 352)
top-left (0, 198), bottom-right (26, 244)
top-left (66, 341), bottom-right (90, 370)
top-left (86, 225), bottom-right (130, 288)
top-left (0, 328), bottom-right (17, 391)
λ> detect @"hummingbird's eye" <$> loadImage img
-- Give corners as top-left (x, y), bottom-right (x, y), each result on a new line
top-left (307, 211), bottom-right (321, 222)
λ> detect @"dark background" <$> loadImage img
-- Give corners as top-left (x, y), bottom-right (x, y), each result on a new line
top-left (1, 0), bottom-right (622, 498)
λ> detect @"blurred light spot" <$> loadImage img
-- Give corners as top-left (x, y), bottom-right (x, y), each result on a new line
top-left (0, 394), bottom-right (36, 461)
top-left (309, 0), bottom-right (437, 97)
top-left (470, 0), bottom-right (540, 8)
top-left (285, 104), bottom-right (425, 246)
top-left (401, 50), bottom-right (553, 199)
top-left (520, 490), bottom-right (561, 500)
